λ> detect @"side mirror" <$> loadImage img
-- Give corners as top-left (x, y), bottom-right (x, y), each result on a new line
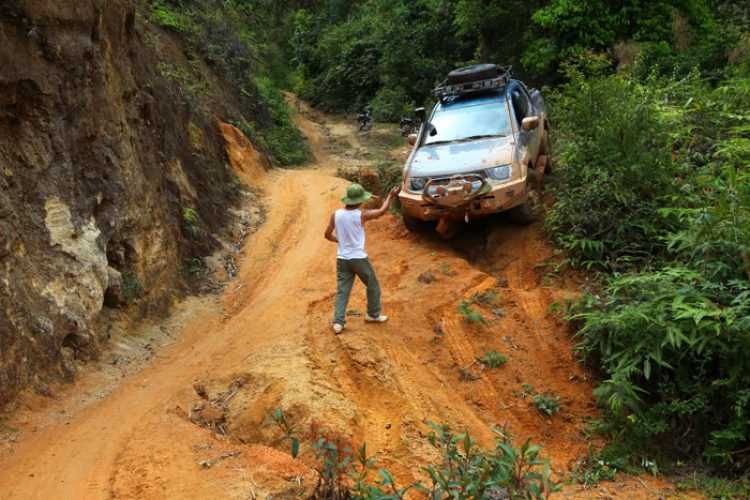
top-left (408, 134), bottom-right (417, 146)
top-left (414, 107), bottom-right (426, 121)
top-left (522, 116), bottom-right (540, 131)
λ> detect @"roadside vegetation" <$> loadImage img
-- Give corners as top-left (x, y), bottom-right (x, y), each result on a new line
top-left (264, 409), bottom-right (562, 499)
top-left (146, 0), bottom-right (311, 165)
top-left (548, 52), bottom-right (750, 478)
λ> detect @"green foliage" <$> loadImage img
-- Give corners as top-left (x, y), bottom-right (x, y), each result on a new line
top-left (157, 61), bottom-right (207, 109)
top-left (251, 76), bottom-right (311, 166)
top-left (312, 434), bottom-right (422, 499)
top-left (121, 273), bottom-right (142, 302)
top-left (525, 0), bottom-right (717, 80)
top-left (423, 421), bottom-right (563, 498)
top-left (369, 86), bottom-right (415, 123)
top-left (146, 0), bottom-right (310, 165)
top-left (149, 0), bottom-right (186, 32)
top-left (262, 408), bottom-right (300, 458)
top-left (182, 207), bottom-right (202, 236)
top-left (456, 300), bottom-right (488, 325)
top-left (263, 411), bottom-right (563, 498)
top-left (549, 61), bottom-right (750, 471)
top-left (293, 0), bottom-right (476, 117)
top-left (470, 289), bottom-right (500, 307)
top-left (676, 471), bottom-right (750, 499)
top-left (532, 395), bottom-right (562, 416)
top-left (573, 444), bottom-right (642, 486)
top-left (515, 383), bottom-right (534, 400)
top-left (474, 350), bottom-right (508, 368)
top-left (544, 52), bottom-right (678, 271)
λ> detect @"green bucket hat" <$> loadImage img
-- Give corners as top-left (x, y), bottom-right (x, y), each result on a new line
top-left (341, 184), bottom-right (372, 205)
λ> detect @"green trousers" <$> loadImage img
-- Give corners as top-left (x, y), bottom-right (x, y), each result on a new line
top-left (334, 258), bottom-right (381, 325)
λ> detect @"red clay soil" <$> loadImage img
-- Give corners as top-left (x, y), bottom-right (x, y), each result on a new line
top-left (0, 103), bottom-right (680, 499)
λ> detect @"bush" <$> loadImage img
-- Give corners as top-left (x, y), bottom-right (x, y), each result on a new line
top-left (544, 53), bottom-right (678, 271)
top-left (369, 86), bottom-right (415, 123)
top-left (147, 0), bottom-right (309, 166)
top-left (550, 62), bottom-right (750, 471)
top-left (262, 411), bottom-right (563, 499)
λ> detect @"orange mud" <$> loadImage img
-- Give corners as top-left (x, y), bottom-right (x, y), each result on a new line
top-left (0, 101), bottom-right (684, 499)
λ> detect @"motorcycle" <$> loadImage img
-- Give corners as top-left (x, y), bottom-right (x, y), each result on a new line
top-left (399, 117), bottom-right (421, 137)
top-left (357, 108), bottom-right (372, 132)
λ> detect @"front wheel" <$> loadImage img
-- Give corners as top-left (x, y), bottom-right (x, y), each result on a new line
top-left (510, 170), bottom-right (543, 224)
top-left (402, 207), bottom-right (427, 232)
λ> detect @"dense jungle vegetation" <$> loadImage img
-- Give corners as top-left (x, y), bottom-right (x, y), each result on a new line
top-left (147, 0), bottom-right (749, 494)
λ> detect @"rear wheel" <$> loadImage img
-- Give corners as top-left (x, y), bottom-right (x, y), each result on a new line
top-left (446, 64), bottom-right (498, 85)
top-left (510, 170), bottom-right (543, 224)
top-left (402, 207), bottom-right (427, 232)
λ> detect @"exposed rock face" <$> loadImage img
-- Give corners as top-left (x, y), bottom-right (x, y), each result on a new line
top-left (0, 0), bottom-right (257, 406)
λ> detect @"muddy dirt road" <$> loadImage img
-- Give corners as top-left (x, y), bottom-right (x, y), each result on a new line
top-left (0, 104), bottom-right (671, 499)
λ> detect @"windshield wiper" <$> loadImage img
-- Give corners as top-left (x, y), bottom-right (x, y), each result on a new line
top-left (464, 134), bottom-right (504, 140)
top-left (426, 135), bottom-right (504, 146)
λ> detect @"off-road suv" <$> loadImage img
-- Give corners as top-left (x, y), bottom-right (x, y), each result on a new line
top-left (398, 64), bottom-right (552, 237)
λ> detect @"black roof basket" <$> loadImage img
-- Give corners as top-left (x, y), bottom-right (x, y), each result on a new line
top-left (435, 65), bottom-right (512, 101)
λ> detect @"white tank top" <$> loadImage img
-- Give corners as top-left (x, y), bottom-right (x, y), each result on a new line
top-left (335, 209), bottom-right (367, 260)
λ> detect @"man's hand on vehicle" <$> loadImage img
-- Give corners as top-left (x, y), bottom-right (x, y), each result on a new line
top-left (362, 187), bottom-right (401, 223)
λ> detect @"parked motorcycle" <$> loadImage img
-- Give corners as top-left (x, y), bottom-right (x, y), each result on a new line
top-left (357, 108), bottom-right (372, 132)
top-left (399, 117), bottom-right (421, 137)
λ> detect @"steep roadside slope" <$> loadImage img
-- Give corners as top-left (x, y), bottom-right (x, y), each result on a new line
top-left (0, 0), bottom-right (269, 406)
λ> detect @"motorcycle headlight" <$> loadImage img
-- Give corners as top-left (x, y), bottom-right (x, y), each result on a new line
top-left (487, 164), bottom-right (513, 181)
top-left (409, 177), bottom-right (427, 191)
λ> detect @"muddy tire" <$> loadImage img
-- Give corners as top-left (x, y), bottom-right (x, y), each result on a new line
top-left (446, 64), bottom-right (497, 85)
top-left (540, 127), bottom-right (553, 174)
top-left (402, 208), bottom-right (427, 232)
top-left (511, 170), bottom-right (543, 224)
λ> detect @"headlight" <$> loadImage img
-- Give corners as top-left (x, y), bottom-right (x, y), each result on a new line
top-left (487, 164), bottom-right (513, 181)
top-left (409, 177), bottom-right (427, 191)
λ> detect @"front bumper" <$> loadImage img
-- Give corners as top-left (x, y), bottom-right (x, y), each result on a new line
top-left (399, 175), bottom-right (526, 221)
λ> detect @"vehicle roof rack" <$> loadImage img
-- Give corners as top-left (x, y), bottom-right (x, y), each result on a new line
top-left (434, 65), bottom-right (512, 101)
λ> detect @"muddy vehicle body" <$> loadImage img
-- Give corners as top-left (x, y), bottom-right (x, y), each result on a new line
top-left (398, 65), bottom-right (552, 237)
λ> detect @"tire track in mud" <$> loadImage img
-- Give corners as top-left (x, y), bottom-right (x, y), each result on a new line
top-left (302, 309), bottom-right (419, 487)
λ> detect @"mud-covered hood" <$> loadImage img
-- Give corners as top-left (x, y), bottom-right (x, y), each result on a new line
top-left (407, 136), bottom-right (514, 177)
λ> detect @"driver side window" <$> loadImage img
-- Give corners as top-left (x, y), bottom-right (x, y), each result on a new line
top-left (511, 88), bottom-right (528, 126)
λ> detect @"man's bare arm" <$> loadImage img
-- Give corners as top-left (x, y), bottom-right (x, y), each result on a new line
top-left (362, 186), bottom-right (401, 223)
top-left (324, 213), bottom-right (338, 243)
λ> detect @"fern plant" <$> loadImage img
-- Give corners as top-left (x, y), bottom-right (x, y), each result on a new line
top-left (475, 350), bottom-right (508, 368)
top-left (456, 301), bottom-right (488, 325)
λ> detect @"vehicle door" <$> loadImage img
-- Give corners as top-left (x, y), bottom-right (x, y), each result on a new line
top-left (509, 84), bottom-right (541, 170)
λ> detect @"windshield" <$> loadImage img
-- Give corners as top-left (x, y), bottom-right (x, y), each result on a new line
top-left (425, 101), bottom-right (511, 145)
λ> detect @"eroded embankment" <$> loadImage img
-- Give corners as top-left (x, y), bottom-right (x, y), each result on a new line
top-left (0, 0), bottom-right (271, 406)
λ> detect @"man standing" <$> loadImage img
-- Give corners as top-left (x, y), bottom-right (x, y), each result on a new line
top-left (324, 183), bottom-right (400, 334)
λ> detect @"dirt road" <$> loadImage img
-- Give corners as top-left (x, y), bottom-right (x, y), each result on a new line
top-left (0, 104), bottom-right (670, 499)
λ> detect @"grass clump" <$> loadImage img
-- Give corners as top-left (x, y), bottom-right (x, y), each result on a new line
top-left (475, 350), bottom-right (508, 368)
top-left (457, 300), bottom-right (488, 326)
top-left (532, 395), bottom-right (562, 417)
